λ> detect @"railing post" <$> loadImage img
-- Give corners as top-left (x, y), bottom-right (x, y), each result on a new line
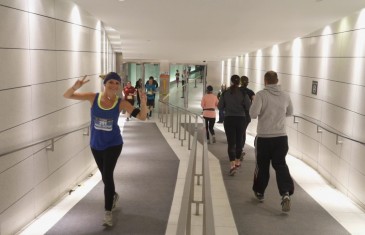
top-left (83, 127), bottom-right (90, 136)
top-left (293, 116), bottom-right (299, 124)
top-left (46, 138), bottom-right (55, 151)
top-left (336, 135), bottom-right (343, 145)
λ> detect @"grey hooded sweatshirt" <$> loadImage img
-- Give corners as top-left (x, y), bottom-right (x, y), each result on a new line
top-left (249, 84), bottom-right (293, 137)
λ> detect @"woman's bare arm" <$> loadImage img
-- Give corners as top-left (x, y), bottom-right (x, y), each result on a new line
top-left (63, 75), bottom-right (95, 104)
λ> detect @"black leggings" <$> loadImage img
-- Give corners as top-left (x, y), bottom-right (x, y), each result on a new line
top-left (242, 118), bottom-right (251, 149)
top-left (91, 144), bottom-right (123, 211)
top-left (223, 116), bottom-right (246, 161)
top-left (204, 117), bottom-right (216, 140)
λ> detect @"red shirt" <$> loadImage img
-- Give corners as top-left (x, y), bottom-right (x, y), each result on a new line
top-left (123, 86), bottom-right (136, 100)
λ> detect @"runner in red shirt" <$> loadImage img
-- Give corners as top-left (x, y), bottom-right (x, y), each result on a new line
top-left (123, 81), bottom-right (136, 120)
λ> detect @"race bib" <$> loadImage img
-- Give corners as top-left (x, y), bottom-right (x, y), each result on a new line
top-left (127, 95), bottom-right (133, 99)
top-left (94, 117), bottom-right (113, 131)
top-left (147, 91), bottom-right (153, 95)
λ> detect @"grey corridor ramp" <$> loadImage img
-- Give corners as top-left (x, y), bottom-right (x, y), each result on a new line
top-left (193, 124), bottom-right (350, 235)
top-left (46, 122), bottom-right (179, 235)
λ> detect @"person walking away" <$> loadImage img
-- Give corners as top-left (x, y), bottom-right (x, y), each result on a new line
top-left (135, 78), bottom-right (143, 107)
top-left (123, 81), bottom-right (136, 121)
top-left (175, 69), bottom-right (180, 87)
top-left (250, 70), bottom-right (294, 212)
top-left (145, 76), bottom-right (157, 117)
top-left (63, 72), bottom-right (148, 226)
top-left (240, 76), bottom-right (255, 160)
top-left (201, 85), bottom-right (219, 144)
top-left (218, 75), bottom-right (251, 176)
top-left (216, 84), bottom-right (226, 123)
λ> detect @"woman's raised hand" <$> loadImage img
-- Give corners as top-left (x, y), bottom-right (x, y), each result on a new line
top-left (138, 88), bottom-right (147, 104)
top-left (73, 75), bottom-right (90, 90)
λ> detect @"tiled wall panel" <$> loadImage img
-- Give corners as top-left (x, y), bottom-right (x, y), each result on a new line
top-left (55, 21), bottom-right (90, 52)
top-left (0, 49), bottom-right (31, 89)
top-left (28, 0), bottom-right (55, 17)
top-left (0, 87), bottom-right (32, 131)
top-left (0, 123), bottom-right (33, 152)
top-left (352, 113), bottom-right (365, 143)
top-left (0, 0), bottom-right (28, 10)
top-left (29, 14), bottom-right (56, 50)
top-left (29, 50), bottom-right (57, 84)
top-left (350, 142), bottom-right (365, 175)
top-left (0, 156), bottom-right (34, 213)
top-left (0, 7), bottom-right (29, 48)
top-left (0, 191), bottom-right (35, 235)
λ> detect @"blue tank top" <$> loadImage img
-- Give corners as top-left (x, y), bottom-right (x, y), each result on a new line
top-left (90, 93), bottom-right (123, 150)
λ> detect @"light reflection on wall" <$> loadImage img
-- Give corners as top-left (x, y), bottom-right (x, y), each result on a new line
top-left (235, 56), bottom-right (239, 74)
top-left (221, 61), bottom-right (225, 85)
top-left (319, 27), bottom-right (331, 78)
top-left (103, 30), bottom-right (107, 73)
top-left (351, 9), bottom-right (365, 84)
top-left (272, 44), bottom-right (279, 71)
top-left (95, 21), bottom-right (102, 74)
top-left (71, 6), bottom-right (81, 51)
top-left (244, 53), bottom-right (249, 76)
top-left (255, 50), bottom-right (262, 81)
top-left (292, 38), bottom-right (302, 76)
top-left (227, 59), bottom-right (232, 84)
top-left (239, 55), bottom-right (244, 75)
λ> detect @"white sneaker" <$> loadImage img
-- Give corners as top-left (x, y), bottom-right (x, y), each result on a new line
top-left (103, 211), bottom-right (113, 227)
top-left (212, 135), bottom-right (216, 143)
top-left (112, 193), bottom-right (119, 211)
top-left (281, 193), bottom-right (291, 212)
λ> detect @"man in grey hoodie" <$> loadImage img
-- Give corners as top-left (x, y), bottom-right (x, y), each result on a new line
top-left (249, 70), bottom-right (294, 212)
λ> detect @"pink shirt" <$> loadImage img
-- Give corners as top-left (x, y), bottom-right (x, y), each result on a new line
top-left (201, 93), bottom-right (218, 118)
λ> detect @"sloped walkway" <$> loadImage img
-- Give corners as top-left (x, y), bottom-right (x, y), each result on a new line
top-left (46, 122), bottom-right (179, 235)
top-left (205, 126), bottom-right (350, 235)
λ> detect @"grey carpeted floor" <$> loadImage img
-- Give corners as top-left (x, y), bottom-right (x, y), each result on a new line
top-left (201, 124), bottom-right (350, 235)
top-left (46, 122), bottom-right (179, 235)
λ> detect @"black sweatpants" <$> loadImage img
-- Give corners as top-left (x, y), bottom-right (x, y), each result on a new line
top-left (91, 144), bottom-right (123, 211)
top-left (252, 136), bottom-right (294, 196)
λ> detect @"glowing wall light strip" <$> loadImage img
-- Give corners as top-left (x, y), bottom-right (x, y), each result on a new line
top-left (272, 44), bottom-right (279, 71)
top-left (319, 27), bottom-right (331, 78)
top-left (292, 37), bottom-right (302, 76)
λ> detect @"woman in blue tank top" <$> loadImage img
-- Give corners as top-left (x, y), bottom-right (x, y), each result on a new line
top-left (63, 72), bottom-right (147, 227)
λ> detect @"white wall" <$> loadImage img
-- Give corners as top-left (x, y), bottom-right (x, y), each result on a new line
top-left (0, 0), bottom-right (115, 234)
top-left (224, 8), bottom-right (365, 209)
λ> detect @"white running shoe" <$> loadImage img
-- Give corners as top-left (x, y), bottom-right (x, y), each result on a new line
top-left (103, 211), bottom-right (113, 227)
top-left (281, 193), bottom-right (291, 212)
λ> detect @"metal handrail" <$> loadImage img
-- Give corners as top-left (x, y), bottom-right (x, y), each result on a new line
top-left (0, 123), bottom-right (90, 158)
top-left (158, 100), bottom-right (215, 235)
top-left (293, 115), bottom-right (365, 145)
